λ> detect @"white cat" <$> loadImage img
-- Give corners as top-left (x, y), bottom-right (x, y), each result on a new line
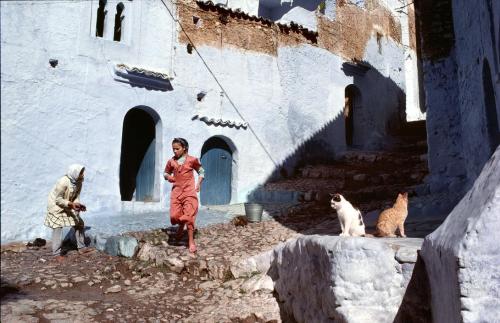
top-left (330, 193), bottom-right (366, 237)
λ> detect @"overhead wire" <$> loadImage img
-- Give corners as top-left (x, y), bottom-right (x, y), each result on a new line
top-left (159, 0), bottom-right (279, 167)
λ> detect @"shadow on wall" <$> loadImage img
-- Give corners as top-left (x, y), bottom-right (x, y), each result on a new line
top-left (342, 60), bottom-right (407, 143)
top-left (393, 255), bottom-right (433, 322)
top-left (244, 59), bottom-right (408, 235)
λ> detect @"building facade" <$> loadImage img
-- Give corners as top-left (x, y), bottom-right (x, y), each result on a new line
top-left (415, 0), bottom-right (500, 199)
top-left (1, 0), bottom-right (419, 242)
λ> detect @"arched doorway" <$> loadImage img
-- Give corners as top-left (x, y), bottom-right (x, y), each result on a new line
top-left (482, 59), bottom-right (499, 155)
top-left (344, 85), bottom-right (361, 147)
top-left (120, 107), bottom-right (160, 201)
top-left (200, 137), bottom-right (233, 205)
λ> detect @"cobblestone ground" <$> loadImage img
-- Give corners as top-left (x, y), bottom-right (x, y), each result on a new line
top-left (0, 207), bottom-right (342, 323)
top-left (1, 200), bottom-right (442, 323)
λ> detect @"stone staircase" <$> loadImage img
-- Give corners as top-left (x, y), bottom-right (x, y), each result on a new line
top-left (250, 121), bottom-right (429, 215)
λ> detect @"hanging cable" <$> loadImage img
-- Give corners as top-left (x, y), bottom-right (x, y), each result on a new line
top-left (159, 0), bottom-right (279, 167)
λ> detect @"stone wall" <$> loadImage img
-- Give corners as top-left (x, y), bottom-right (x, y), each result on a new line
top-left (417, 0), bottom-right (500, 201)
top-left (420, 147), bottom-right (500, 323)
top-left (233, 235), bottom-right (430, 323)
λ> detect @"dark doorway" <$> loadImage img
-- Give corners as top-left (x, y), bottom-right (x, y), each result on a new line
top-left (120, 108), bottom-right (156, 201)
top-left (113, 2), bottom-right (125, 42)
top-left (482, 59), bottom-right (499, 155)
top-left (344, 85), bottom-right (360, 147)
top-left (200, 137), bottom-right (232, 205)
top-left (95, 0), bottom-right (107, 38)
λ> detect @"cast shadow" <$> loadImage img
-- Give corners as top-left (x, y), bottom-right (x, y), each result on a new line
top-left (60, 226), bottom-right (93, 255)
top-left (0, 279), bottom-right (22, 300)
top-left (393, 255), bottom-right (433, 323)
top-left (246, 60), bottom-right (416, 236)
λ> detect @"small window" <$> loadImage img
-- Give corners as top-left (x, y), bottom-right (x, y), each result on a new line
top-left (114, 2), bottom-right (125, 42)
top-left (376, 32), bottom-right (383, 54)
top-left (95, 0), bottom-right (107, 38)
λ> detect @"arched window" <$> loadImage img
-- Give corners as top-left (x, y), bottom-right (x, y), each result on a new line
top-left (482, 59), bottom-right (500, 155)
top-left (95, 0), bottom-right (107, 38)
top-left (344, 85), bottom-right (362, 147)
top-left (113, 2), bottom-right (125, 42)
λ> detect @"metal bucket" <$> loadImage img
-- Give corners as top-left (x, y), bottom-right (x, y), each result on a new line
top-left (244, 203), bottom-right (264, 222)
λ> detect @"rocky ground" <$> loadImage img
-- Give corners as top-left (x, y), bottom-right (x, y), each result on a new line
top-left (1, 123), bottom-right (445, 322)
top-left (1, 203), bottom-right (443, 323)
top-left (0, 208), bottom-right (333, 323)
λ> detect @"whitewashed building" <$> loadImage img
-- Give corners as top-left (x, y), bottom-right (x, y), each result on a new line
top-left (414, 0), bottom-right (500, 198)
top-left (1, 0), bottom-right (420, 242)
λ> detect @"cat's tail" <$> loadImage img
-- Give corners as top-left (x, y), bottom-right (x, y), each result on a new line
top-left (363, 229), bottom-right (382, 237)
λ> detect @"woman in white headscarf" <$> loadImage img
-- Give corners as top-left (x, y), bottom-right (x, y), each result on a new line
top-left (44, 164), bottom-right (90, 259)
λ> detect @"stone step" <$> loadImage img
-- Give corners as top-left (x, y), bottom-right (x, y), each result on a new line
top-left (248, 189), bottom-right (301, 203)
top-left (393, 139), bottom-right (428, 152)
top-left (297, 166), bottom-right (428, 183)
top-left (116, 221), bottom-right (304, 281)
top-left (261, 178), bottom-right (424, 198)
top-left (393, 120), bottom-right (427, 140)
top-left (342, 184), bottom-right (417, 203)
top-left (340, 151), bottom-right (425, 164)
top-left (332, 161), bottom-right (426, 177)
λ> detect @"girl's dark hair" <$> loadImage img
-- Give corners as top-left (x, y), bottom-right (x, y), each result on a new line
top-left (172, 137), bottom-right (189, 151)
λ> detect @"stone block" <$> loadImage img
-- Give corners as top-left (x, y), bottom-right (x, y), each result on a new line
top-left (230, 249), bottom-right (275, 278)
top-left (104, 236), bottom-right (138, 258)
top-left (271, 236), bottom-right (407, 323)
top-left (241, 273), bottom-right (274, 293)
top-left (233, 236), bottom-right (425, 323)
top-left (118, 236), bottom-right (138, 258)
top-left (166, 257), bottom-right (185, 273)
top-left (395, 247), bottom-right (418, 263)
top-left (136, 242), bottom-right (155, 262)
top-left (421, 147), bottom-right (500, 323)
top-left (155, 250), bottom-right (168, 267)
top-left (1, 242), bottom-right (27, 253)
top-left (104, 236), bottom-right (120, 256)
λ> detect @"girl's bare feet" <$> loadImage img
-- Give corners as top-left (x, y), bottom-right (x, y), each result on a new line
top-left (188, 228), bottom-right (197, 253)
top-left (53, 255), bottom-right (65, 263)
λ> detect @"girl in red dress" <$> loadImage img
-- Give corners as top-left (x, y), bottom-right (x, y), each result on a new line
top-left (164, 138), bottom-right (204, 253)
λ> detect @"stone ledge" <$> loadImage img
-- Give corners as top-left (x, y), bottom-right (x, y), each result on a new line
top-left (232, 235), bottom-right (424, 323)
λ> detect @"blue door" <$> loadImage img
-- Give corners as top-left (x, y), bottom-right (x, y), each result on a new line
top-left (136, 138), bottom-right (155, 201)
top-left (200, 137), bottom-right (232, 205)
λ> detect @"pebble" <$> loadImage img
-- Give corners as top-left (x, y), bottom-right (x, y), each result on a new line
top-left (105, 285), bottom-right (122, 293)
top-left (1, 182), bottom-right (435, 323)
top-left (72, 276), bottom-right (86, 283)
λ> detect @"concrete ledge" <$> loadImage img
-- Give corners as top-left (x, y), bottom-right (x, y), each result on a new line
top-left (233, 236), bottom-right (426, 323)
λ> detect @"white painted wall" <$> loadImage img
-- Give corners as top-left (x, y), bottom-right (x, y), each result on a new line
top-left (422, 0), bottom-right (500, 198)
top-left (1, 0), bottom-right (411, 242)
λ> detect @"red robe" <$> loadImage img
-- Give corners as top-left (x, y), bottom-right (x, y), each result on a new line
top-left (165, 155), bottom-right (202, 230)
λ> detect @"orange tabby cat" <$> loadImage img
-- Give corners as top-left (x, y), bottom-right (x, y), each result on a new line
top-left (375, 192), bottom-right (408, 237)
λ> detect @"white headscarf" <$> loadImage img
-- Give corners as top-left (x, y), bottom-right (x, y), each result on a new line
top-left (66, 164), bottom-right (85, 187)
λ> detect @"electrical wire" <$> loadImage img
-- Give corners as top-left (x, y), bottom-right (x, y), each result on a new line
top-left (160, 0), bottom-right (279, 167)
